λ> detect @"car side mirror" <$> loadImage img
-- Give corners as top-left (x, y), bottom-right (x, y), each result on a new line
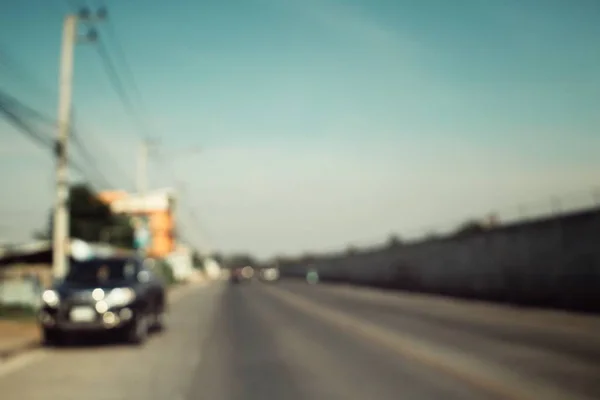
top-left (137, 270), bottom-right (151, 283)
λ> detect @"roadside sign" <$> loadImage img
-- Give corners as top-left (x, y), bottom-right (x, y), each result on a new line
top-left (133, 216), bottom-right (151, 251)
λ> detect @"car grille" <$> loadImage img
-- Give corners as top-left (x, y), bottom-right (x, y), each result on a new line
top-left (63, 290), bottom-right (96, 304)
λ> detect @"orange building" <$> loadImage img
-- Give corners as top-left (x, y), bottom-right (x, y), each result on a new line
top-left (98, 189), bottom-right (177, 258)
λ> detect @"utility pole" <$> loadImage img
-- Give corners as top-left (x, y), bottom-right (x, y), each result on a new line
top-left (53, 8), bottom-right (106, 279)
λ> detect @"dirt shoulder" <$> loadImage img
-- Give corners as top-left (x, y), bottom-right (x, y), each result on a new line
top-left (0, 319), bottom-right (40, 360)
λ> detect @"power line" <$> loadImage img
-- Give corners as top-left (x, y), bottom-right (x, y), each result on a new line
top-left (149, 153), bottom-right (215, 249)
top-left (0, 44), bottom-right (56, 98)
top-left (93, 43), bottom-right (214, 250)
top-left (70, 129), bottom-right (119, 190)
top-left (0, 89), bottom-right (125, 194)
top-left (63, 0), bottom-right (139, 125)
top-left (0, 89), bottom-right (55, 148)
top-left (1, 88), bottom-right (135, 192)
top-left (1, 8), bottom-right (135, 194)
top-left (91, 1), bottom-right (147, 109)
top-left (67, 3), bottom-right (215, 252)
top-left (95, 38), bottom-right (143, 127)
top-left (71, 113), bottom-right (136, 190)
top-left (3, 92), bottom-right (207, 251)
top-left (0, 41), bottom-right (131, 191)
top-left (0, 90), bottom-right (55, 125)
top-left (0, 99), bottom-right (54, 149)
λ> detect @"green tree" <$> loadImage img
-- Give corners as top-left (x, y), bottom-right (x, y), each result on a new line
top-left (225, 253), bottom-right (256, 269)
top-left (387, 234), bottom-right (403, 247)
top-left (104, 214), bottom-right (135, 249)
top-left (453, 219), bottom-right (486, 238)
top-left (211, 252), bottom-right (224, 265)
top-left (346, 245), bottom-right (358, 256)
top-left (44, 184), bottom-right (134, 248)
top-left (153, 259), bottom-right (176, 285)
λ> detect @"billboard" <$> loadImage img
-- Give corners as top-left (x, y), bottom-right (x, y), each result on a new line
top-left (109, 191), bottom-right (173, 214)
top-left (98, 189), bottom-right (176, 258)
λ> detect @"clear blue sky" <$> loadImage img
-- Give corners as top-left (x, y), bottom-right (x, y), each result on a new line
top-left (1, 0), bottom-right (600, 257)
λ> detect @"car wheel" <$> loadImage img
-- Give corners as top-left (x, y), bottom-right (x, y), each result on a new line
top-left (150, 310), bottom-right (166, 332)
top-left (126, 315), bottom-right (149, 345)
top-left (42, 328), bottom-right (65, 347)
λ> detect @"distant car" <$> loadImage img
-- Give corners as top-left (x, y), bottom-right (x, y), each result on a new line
top-left (229, 266), bottom-right (254, 284)
top-left (38, 256), bottom-right (167, 346)
top-left (230, 268), bottom-right (244, 284)
top-left (259, 267), bottom-right (280, 283)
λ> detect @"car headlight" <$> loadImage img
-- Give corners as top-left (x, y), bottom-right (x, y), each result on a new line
top-left (42, 290), bottom-right (60, 307)
top-left (105, 288), bottom-right (136, 307)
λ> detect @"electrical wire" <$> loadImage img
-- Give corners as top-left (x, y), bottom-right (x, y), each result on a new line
top-left (0, 44), bottom-right (56, 98)
top-left (0, 89), bottom-right (125, 194)
top-left (0, 87), bottom-right (134, 192)
top-left (61, 0), bottom-right (216, 252)
top-left (89, 1), bottom-right (147, 110)
top-left (71, 113), bottom-right (136, 191)
top-left (95, 38), bottom-right (214, 250)
top-left (0, 99), bottom-right (54, 149)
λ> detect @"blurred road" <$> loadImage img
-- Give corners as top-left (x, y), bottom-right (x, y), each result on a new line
top-left (1, 280), bottom-right (600, 400)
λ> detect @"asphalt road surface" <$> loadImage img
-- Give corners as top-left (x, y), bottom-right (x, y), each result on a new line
top-left (1, 280), bottom-right (599, 400)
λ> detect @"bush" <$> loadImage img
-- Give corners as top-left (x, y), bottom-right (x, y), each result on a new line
top-left (152, 259), bottom-right (177, 286)
top-left (0, 303), bottom-right (37, 320)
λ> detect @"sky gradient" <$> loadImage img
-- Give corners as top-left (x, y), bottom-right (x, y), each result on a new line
top-left (1, 0), bottom-right (600, 257)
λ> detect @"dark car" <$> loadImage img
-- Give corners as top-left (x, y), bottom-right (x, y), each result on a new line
top-left (229, 266), bottom-right (253, 284)
top-left (38, 256), bottom-right (167, 346)
top-left (229, 268), bottom-right (242, 284)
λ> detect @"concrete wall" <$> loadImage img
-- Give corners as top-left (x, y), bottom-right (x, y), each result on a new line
top-left (0, 276), bottom-right (43, 309)
top-left (166, 249), bottom-right (194, 282)
top-left (282, 207), bottom-right (600, 312)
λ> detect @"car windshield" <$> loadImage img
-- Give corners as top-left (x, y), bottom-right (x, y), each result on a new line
top-left (65, 259), bottom-right (137, 285)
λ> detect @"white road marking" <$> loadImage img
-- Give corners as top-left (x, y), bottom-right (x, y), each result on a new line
top-left (266, 285), bottom-right (597, 400)
top-left (0, 349), bottom-right (48, 379)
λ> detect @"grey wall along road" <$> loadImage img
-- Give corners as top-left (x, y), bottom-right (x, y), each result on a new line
top-left (2, 281), bottom-right (599, 399)
top-left (0, 283), bottom-right (223, 400)
top-left (281, 205), bottom-right (600, 313)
